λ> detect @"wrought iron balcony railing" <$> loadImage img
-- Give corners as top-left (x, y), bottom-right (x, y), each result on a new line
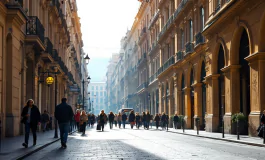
top-left (26, 16), bottom-right (45, 43)
top-left (195, 32), bottom-right (205, 45)
top-left (137, 52), bottom-right (147, 66)
top-left (137, 82), bottom-right (148, 92)
top-left (148, 10), bottom-right (160, 30)
top-left (44, 37), bottom-right (53, 56)
top-left (177, 51), bottom-right (183, 61)
top-left (185, 42), bottom-right (194, 55)
top-left (52, 49), bottom-right (59, 61)
top-left (157, 56), bottom-right (176, 76)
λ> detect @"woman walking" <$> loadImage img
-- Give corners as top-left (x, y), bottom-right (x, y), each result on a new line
top-left (154, 113), bottom-right (160, 130)
top-left (80, 111), bottom-right (88, 135)
top-left (21, 99), bottom-right (41, 148)
top-left (135, 112), bottom-right (141, 129)
top-left (74, 109), bottom-right (81, 132)
top-left (128, 110), bottom-right (136, 129)
top-left (117, 112), bottom-right (122, 128)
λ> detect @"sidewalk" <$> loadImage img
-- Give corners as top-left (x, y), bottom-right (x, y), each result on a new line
top-left (0, 129), bottom-right (61, 160)
top-left (156, 127), bottom-right (265, 147)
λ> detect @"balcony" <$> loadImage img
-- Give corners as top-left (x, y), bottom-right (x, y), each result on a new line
top-left (138, 27), bottom-right (147, 44)
top-left (149, 72), bottom-right (158, 85)
top-left (157, 56), bottom-right (175, 76)
top-left (148, 40), bottom-right (158, 56)
top-left (195, 32), bottom-right (205, 46)
top-left (42, 37), bottom-right (53, 62)
top-left (176, 51), bottom-right (184, 61)
top-left (148, 10), bottom-right (160, 30)
top-left (58, 57), bottom-right (68, 74)
top-left (173, 0), bottom-right (190, 20)
top-left (137, 82), bottom-right (148, 93)
top-left (25, 16), bottom-right (45, 50)
top-left (185, 42), bottom-right (194, 55)
top-left (158, 15), bottom-right (174, 41)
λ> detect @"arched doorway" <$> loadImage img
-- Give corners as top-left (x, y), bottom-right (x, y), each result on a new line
top-left (239, 29), bottom-right (250, 118)
top-left (190, 68), bottom-right (194, 129)
top-left (218, 45), bottom-right (225, 131)
top-left (201, 61), bottom-right (207, 130)
top-left (181, 74), bottom-right (185, 116)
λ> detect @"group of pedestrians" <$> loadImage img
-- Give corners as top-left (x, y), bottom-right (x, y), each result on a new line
top-left (73, 109), bottom-right (96, 135)
top-left (40, 110), bottom-right (53, 132)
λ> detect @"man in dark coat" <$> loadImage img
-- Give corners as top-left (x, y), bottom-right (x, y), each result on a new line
top-left (122, 112), bottom-right (127, 129)
top-left (55, 98), bottom-right (74, 148)
top-left (21, 99), bottom-right (41, 148)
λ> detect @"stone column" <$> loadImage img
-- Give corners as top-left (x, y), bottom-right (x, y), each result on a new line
top-left (192, 82), bottom-right (203, 130)
top-left (245, 52), bottom-right (265, 136)
top-left (221, 65), bottom-right (241, 133)
top-left (183, 87), bottom-right (191, 128)
top-left (205, 74), bottom-right (220, 132)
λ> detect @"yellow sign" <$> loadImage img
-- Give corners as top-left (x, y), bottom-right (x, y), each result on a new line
top-left (46, 76), bottom-right (54, 85)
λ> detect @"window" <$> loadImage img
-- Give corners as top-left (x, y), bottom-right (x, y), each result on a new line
top-left (91, 92), bottom-right (94, 96)
top-left (91, 86), bottom-right (94, 90)
top-left (200, 7), bottom-right (205, 31)
top-left (100, 86), bottom-right (103, 90)
top-left (96, 86), bottom-right (98, 90)
top-left (189, 19), bottom-right (193, 42)
top-left (100, 92), bottom-right (103, 96)
top-left (181, 29), bottom-right (184, 50)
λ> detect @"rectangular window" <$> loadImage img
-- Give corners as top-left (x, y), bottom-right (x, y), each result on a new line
top-left (201, 7), bottom-right (205, 31)
top-left (181, 29), bottom-right (184, 50)
top-left (100, 86), bottom-right (103, 90)
top-left (190, 19), bottom-right (193, 42)
top-left (96, 86), bottom-right (98, 90)
top-left (100, 92), bottom-right (103, 96)
top-left (91, 86), bottom-right (94, 90)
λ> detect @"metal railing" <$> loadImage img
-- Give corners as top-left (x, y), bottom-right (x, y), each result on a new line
top-left (157, 56), bottom-right (176, 76)
top-left (26, 16), bottom-right (45, 43)
top-left (177, 51), bottom-right (184, 61)
top-left (137, 53), bottom-right (147, 66)
top-left (52, 49), bottom-right (59, 61)
top-left (44, 37), bottom-right (53, 56)
top-left (185, 42), bottom-right (194, 55)
top-left (137, 82), bottom-right (148, 92)
top-left (195, 32), bottom-right (205, 45)
top-left (148, 10), bottom-right (160, 30)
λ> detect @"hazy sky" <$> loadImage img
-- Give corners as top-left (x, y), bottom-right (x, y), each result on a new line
top-left (77, 0), bottom-right (140, 59)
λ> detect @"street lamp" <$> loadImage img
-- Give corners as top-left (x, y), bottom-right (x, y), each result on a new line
top-left (38, 66), bottom-right (59, 138)
top-left (82, 76), bottom-right (91, 111)
top-left (84, 54), bottom-right (90, 64)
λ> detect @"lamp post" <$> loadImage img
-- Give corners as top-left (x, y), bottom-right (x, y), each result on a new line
top-left (38, 66), bottom-right (59, 138)
top-left (82, 76), bottom-right (91, 111)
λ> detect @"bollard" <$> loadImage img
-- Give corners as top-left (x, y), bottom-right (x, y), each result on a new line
top-left (263, 123), bottom-right (265, 144)
top-left (237, 120), bottom-right (240, 140)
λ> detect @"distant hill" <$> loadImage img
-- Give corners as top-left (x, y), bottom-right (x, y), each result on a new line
top-left (87, 57), bottom-right (110, 82)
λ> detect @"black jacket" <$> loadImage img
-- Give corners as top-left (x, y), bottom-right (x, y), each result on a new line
top-left (55, 102), bottom-right (74, 124)
top-left (129, 113), bottom-right (135, 122)
top-left (146, 114), bottom-right (151, 122)
top-left (135, 115), bottom-right (141, 122)
top-left (122, 114), bottom-right (127, 121)
top-left (21, 105), bottom-right (41, 125)
top-left (173, 115), bottom-right (179, 122)
top-left (154, 115), bottom-right (160, 122)
top-left (109, 113), bottom-right (115, 122)
top-left (261, 114), bottom-right (265, 124)
top-left (41, 113), bottom-right (49, 122)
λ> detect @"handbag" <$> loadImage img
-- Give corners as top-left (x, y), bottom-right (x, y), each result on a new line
top-left (96, 124), bottom-right (101, 130)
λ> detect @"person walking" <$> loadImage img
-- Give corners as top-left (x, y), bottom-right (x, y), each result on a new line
top-left (154, 113), bottom-right (160, 130)
top-left (128, 110), bottom-right (136, 129)
top-left (161, 112), bottom-right (166, 130)
top-left (87, 113), bottom-right (91, 128)
top-left (142, 112), bottom-right (146, 129)
top-left (165, 114), bottom-right (169, 131)
top-left (173, 113), bottom-right (179, 129)
top-left (74, 109), bottom-right (81, 132)
top-left (122, 112), bottom-right (127, 129)
top-left (258, 110), bottom-right (265, 137)
top-left (117, 112), bottom-right (122, 128)
top-left (146, 111), bottom-right (151, 130)
top-left (21, 99), bottom-right (41, 148)
top-left (55, 98), bottom-right (74, 148)
top-left (80, 111), bottom-right (88, 135)
top-left (108, 111), bottom-right (115, 129)
top-left (135, 112), bottom-right (141, 129)
top-left (41, 110), bottom-right (49, 132)
top-left (90, 114), bottom-right (96, 127)
top-left (98, 110), bottom-right (107, 131)
top-left (114, 114), bottom-right (118, 127)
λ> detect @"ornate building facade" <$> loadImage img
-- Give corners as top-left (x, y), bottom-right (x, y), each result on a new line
top-left (106, 0), bottom-right (265, 136)
top-left (0, 0), bottom-right (87, 137)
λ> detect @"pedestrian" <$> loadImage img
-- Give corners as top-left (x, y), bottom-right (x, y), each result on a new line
top-left (74, 109), bottom-right (81, 132)
top-left (173, 112), bottom-right (179, 129)
top-left (114, 114), bottom-right (118, 127)
top-left (87, 113), bottom-right (91, 127)
top-left (257, 110), bottom-right (265, 137)
top-left (135, 112), bottom-right (141, 129)
top-left (146, 111), bottom-right (151, 130)
top-left (154, 113), bottom-right (160, 130)
top-left (118, 112), bottom-right (122, 128)
top-left (55, 98), bottom-right (74, 148)
top-left (122, 112), bottom-right (127, 129)
top-left (161, 112), bottom-right (166, 130)
top-left (90, 114), bottom-right (95, 127)
top-left (108, 111), bottom-right (115, 129)
top-left (98, 110), bottom-right (107, 131)
top-left (21, 99), bottom-right (41, 148)
top-left (80, 110), bottom-right (88, 135)
top-left (128, 110), bottom-right (136, 129)
top-left (41, 110), bottom-right (49, 132)
top-left (142, 112), bottom-right (146, 129)
top-left (48, 112), bottom-right (53, 130)
top-left (165, 114), bottom-right (169, 131)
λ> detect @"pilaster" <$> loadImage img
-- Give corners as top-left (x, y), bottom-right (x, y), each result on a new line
top-left (183, 87), bottom-right (191, 129)
top-left (192, 82), bottom-right (203, 130)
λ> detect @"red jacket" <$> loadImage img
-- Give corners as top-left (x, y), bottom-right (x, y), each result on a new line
top-left (74, 113), bottom-right (80, 122)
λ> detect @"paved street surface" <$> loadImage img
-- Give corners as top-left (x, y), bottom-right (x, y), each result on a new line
top-left (25, 125), bottom-right (265, 160)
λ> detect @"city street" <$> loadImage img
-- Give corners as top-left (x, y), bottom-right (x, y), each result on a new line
top-left (24, 125), bottom-right (265, 160)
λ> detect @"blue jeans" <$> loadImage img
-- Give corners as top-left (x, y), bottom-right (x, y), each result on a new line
top-left (24, 122), bottom-right (37, 144)
top-left (59, 122), bottom-right (70, 144)
top-left (146, 121), bottom-right (150, 129)
top-left (122, 121), bottom-right (126, 128)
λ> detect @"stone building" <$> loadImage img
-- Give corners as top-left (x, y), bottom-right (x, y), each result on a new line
top-left (0, 0), bottom-right (87, 137)
top-left (105, 0), bottom-right (265, 136)
top-left (88, 82), bottom-right (106, 114)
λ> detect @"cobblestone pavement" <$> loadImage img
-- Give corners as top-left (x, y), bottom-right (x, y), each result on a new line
top-left (25, 125), bottom-right (265, 160)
